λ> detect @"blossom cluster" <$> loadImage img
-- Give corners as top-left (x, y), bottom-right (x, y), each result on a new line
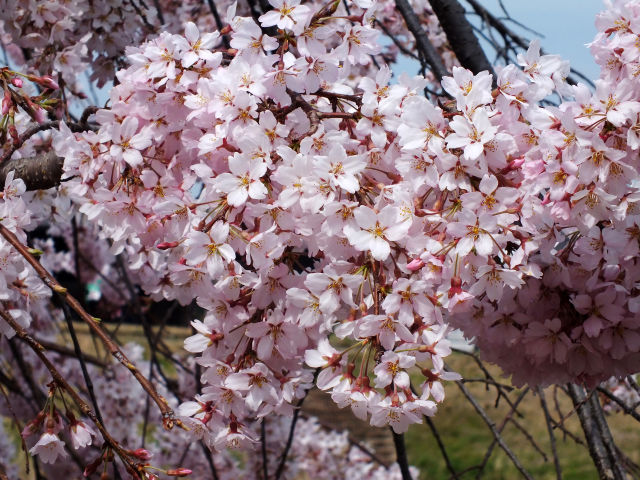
top-left (0, 0), bottom-right (155, 87)
top-left (51, 0), bottom-right (462, 448)
top-left (448, 0), bottom-right (640, 386)
top-left (44, 0), bottom-right (640, 451)
top-left (0, 0), bottom-right (639, 476)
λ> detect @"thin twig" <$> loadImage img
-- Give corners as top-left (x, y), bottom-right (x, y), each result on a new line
top-left (0, 382), bottom-right (30, 475)
top-left (509, 417), bottom-right (548, 462)
top-left (424, 415), bottom-right (460, 479)
top-left (205, 0), bottom-right (231, 48)
top-left (0, 224), bottom-right (183, 432)
top-left (474, 388), bottom-right (529, 479)
top-left (456, 380), bottom-right (534, 480)
top-left (537, 388), bottom-right (562, 480)
top-left (0, 307), bottom-right (142, 477)
top-left (60, 302), bottom-right (105, 425)
top-left (274, 395), bottom-right (307, 479)
top-left (596, 387), bottom-right (640, 423)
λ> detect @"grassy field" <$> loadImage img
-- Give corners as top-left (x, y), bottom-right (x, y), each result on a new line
top-left (404, 353), bottom-right (640, 479)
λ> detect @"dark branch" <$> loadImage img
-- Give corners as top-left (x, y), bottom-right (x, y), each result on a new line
top-left (464, 0), bottom-right (594, 88)
top-left (391, 430), bottom-right (413, 480)
top-left (456, 380), bottom-right (533, 479)
top-left (567, 384), bottom-right (626, 480)
top-left (429, 0), bottom-right (496, 81)
top-left (424, 415), bottom-right (459, 479)
top-left (274, 394), bottom-right (307, 479)
top-left (394, 0), bottom-right (450, 83)
top-left (537, 388), bottom-right (562, 480)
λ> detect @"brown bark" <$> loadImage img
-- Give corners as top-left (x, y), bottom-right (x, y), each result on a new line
top-left (429, 0), bottom-right (496, 81)
top-left (0, 150), bottom-right (64, 191)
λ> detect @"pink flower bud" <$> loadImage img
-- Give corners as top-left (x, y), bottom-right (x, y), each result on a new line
top-left (33, 105), bottom-right (46, 124)
top-left (167, 468), bottom-right (193, 477)
top-left (157, 241), bottom-right (179, 250)
top-left (37, 75), bottom-right (60, 90)
top-left (1, 90), bottom-right (11, 115)
top-left (11, 77), bottom-right (23, 88)
top-left (406, 258), bottom-right (425, 271)
top-left (83, 455), bottom-right (103, 477)
top-left (21, 411), bottom-right (46, 438)
top-left (130, 448), bottom-right (152, 460)
top-left (8, 125), bottom-right (19, 143)
top-left (448, 276), bottom-right (463, 299)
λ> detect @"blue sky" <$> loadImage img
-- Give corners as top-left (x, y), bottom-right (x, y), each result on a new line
top-left (475, 0), bottom-right (603, 80)
top-left (394, 0), bottom-right (604, 84)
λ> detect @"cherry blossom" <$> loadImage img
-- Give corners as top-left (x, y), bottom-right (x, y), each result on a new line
top-left (29, 433), bottom-right (67, 464)
top-left (3, 0), bottom-right (640, 476)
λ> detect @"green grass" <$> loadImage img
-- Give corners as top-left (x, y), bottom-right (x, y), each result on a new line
top-left (404, 353), bottom-right (639, 479)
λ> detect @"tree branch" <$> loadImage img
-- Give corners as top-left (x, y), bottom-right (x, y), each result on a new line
top-left (394, 0), bottom-right (450, 83)
top-left (429, 0), bottom-right (496, 81)
top-left (567, 384), bottom-right (626, 480)
top-left (391, 430), bottom-right (413, 480)
top-left (274, 394), bottom-right (307, 480)
top-left (0, 224), bottom-right (183, 432)
top-left (0, 150), bottom-right (64, 191)
top-left (455, 380), bottom-right (533, 479)
top-left (537, 388), bottom-right (562, 480)
top-left (0, 307), bottom-right (143, 477)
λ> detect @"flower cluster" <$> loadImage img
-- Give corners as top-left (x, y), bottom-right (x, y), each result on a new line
top-left (448, 2), bottom-right (640, 386)
top-left (0, 0), bottom-right (639, 475)
top-left (0, 0), bottom-right (155, 87)
top-left (51, 0), bottom-right (461, 447)
top-left (45, 0), bottom-right (640, 452)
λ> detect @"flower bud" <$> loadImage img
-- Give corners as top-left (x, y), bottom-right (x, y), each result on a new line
top-left (83, 454), bottom-right (103, 477)
top-left (11, 77), bottom-right (23, 88)
top-left (448, 276), bottom-right (463, 299)
top-left (8, 125), bottom-right (18, 143)
top-left (33, 105), bottom-right (46, 124)
top-left (130, 447), bottom-right (152, 460)
top-left (157, 241), bottom-right (179, 250)
top-left (21, 411), bottom-right (46, 438)
top-left (37, 75), bottom-right (60, 90)
top-left (2, 90), bottom-right (11, 115)
top-left (406, 258), bottom-right (425, 271)
top-left (167, 468), bottom-right (193, 477)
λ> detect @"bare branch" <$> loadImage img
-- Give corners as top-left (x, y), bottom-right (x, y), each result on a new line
top-left (391, 430), bottom-right (413, 480)
top-left (474, 388), bottom-right (529, 479)
top-left (596, 387), bottom-right (640, 423)
top-left (567, 384), bottom-right (626, 480)
top-left (274, 394), bottom-right (307, 480)
top-left (537, 388), bottom-right (562, 480)
top-left (394, 0), bottom-right (450, 83)
top-left (429, 0), bottom-right (496, 81)
top-left (463, 0), bottom-right (594, 88)
top-left (0, 307), bottom-right (142, 477)
top-left (424, 415), bottom-right (460, 479)
top-left (0, 224), bottom-right (183, 432)
top-left (455, 380), bottom-right (533, 480)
